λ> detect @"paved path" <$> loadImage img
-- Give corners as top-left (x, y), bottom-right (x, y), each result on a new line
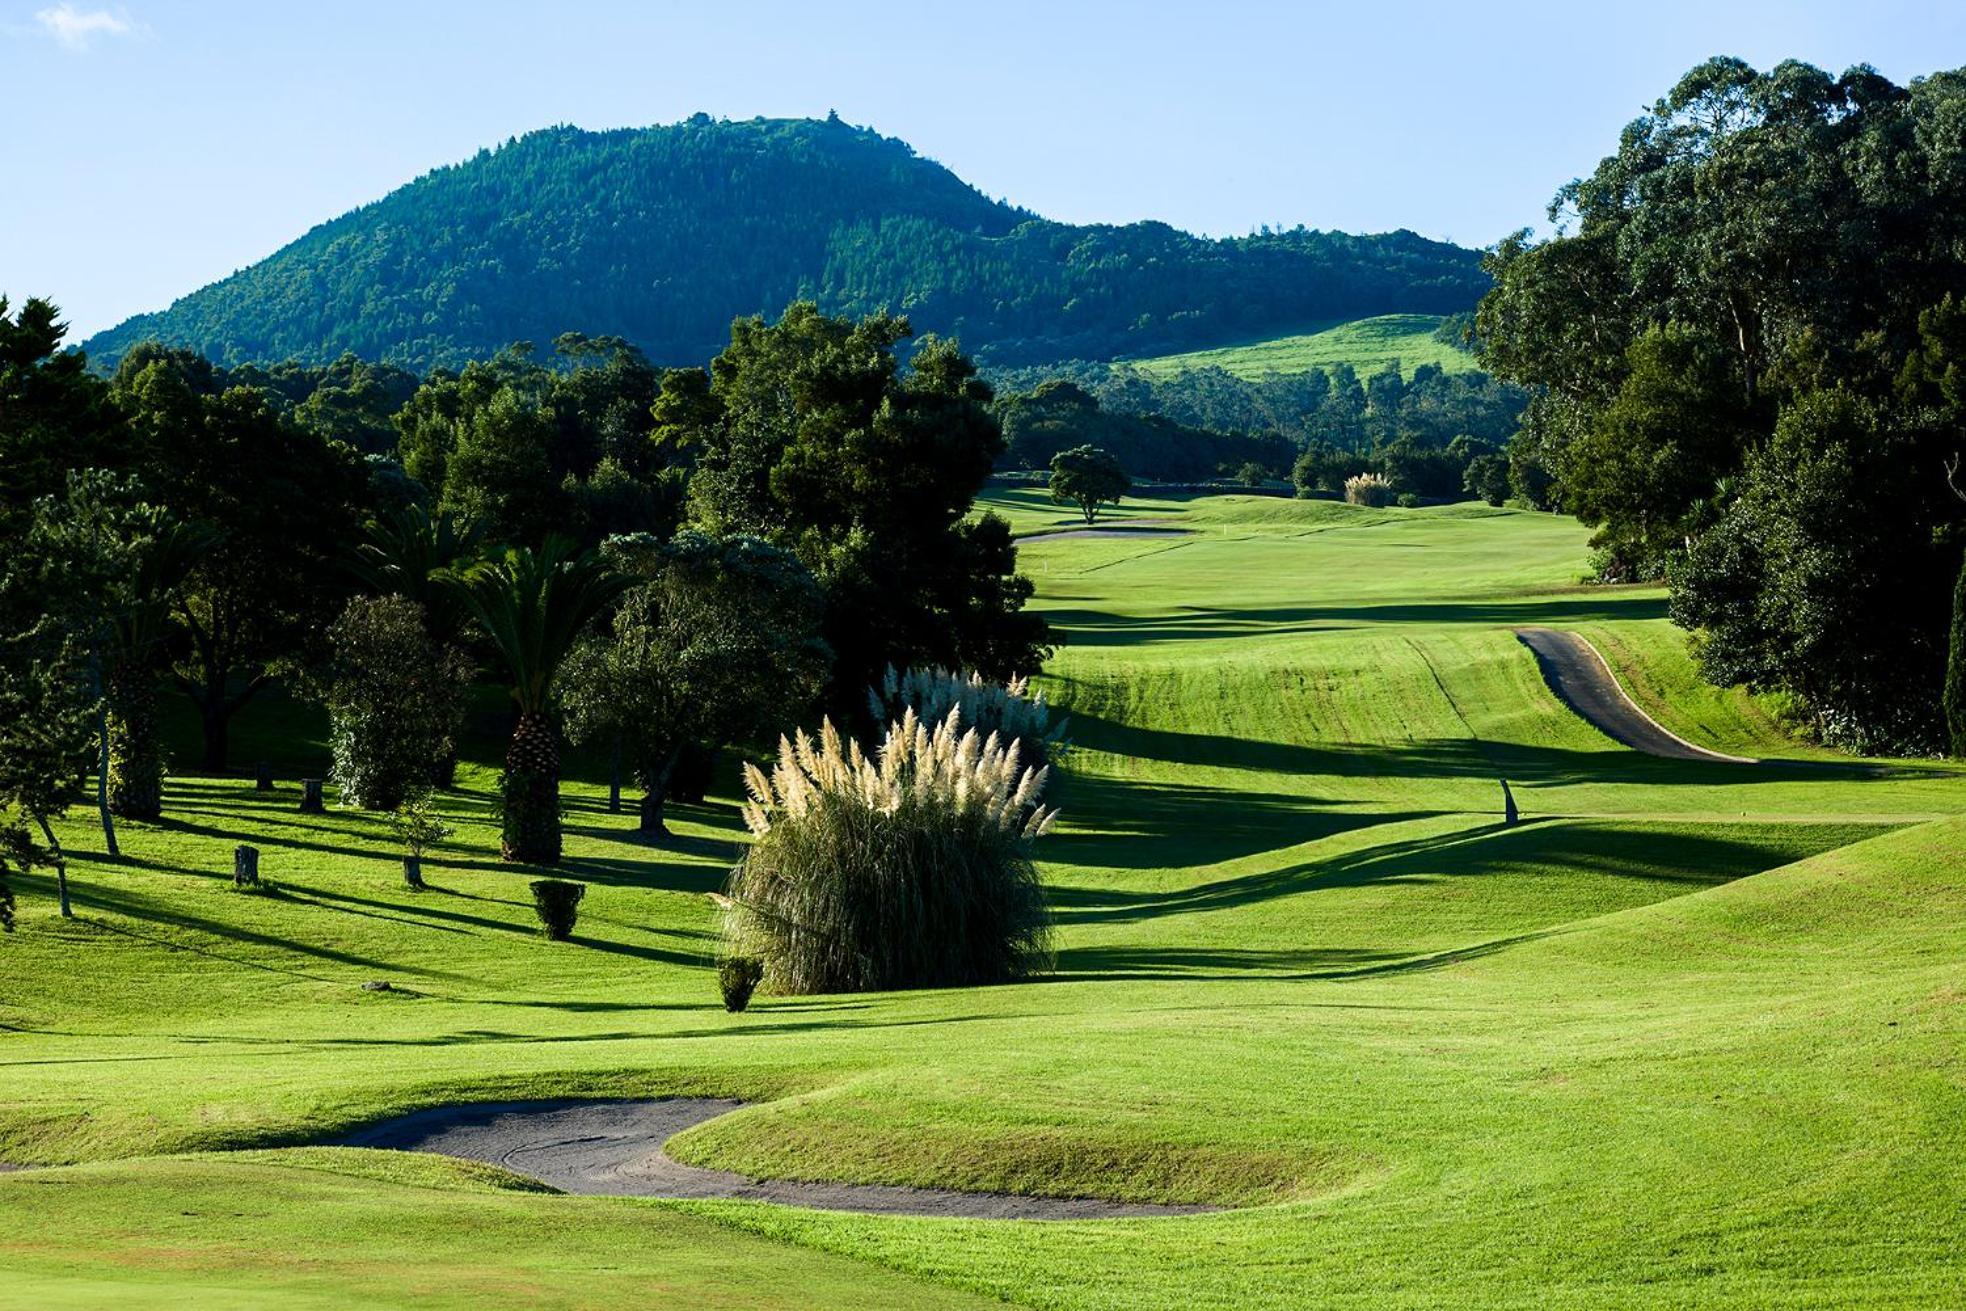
top-left (1515, 628), bottom-right (1754, 764)
top-left (342, 1098), bottom-right (1211, 1219)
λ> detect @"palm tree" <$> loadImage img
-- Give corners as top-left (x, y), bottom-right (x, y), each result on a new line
top-left (444, 538), bottom-right (627, 864)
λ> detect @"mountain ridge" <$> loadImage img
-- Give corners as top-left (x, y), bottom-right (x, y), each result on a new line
top-left (82, 115), bottom-right (1489, 372)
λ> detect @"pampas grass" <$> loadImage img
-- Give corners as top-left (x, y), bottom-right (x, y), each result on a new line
top-left (725, 708), bottom-right (1057, 994)
top-left (868, 665), bottom-right (1068, 765)
top-left (1344, 472), bottom-right (1395, 507)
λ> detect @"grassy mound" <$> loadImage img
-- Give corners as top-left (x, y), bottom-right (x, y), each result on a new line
top-left (1127, 313), bottom-right (1478, 380)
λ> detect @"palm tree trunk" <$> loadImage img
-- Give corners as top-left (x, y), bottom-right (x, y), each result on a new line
top-left (501, 710), bottom-right (562, 865)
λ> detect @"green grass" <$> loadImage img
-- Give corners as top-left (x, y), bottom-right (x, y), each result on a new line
top-left (2, 493), bottom-right (1962, 1308)
top-left (1125, 313), bottom-right (1478, 380)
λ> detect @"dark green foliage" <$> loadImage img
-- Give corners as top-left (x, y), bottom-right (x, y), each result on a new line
top-left (1463, 452), bottom-right (1511, 506)
top-left (1478, 57), bottom-right (1966, 746)
top-left (528, 879), bottom-right (584, 940)
top-left (1, 298), bottom-right (126, 540)
top-left (717, 956), bottom-right (765, 1012)
top-left (1048, 445), bottom-right (1131, 524)
top-left (659, 304), bottom-right (1049, 701)
top-left (444, 539), bottom-right (628, 863)
top-left (80, 118), bottom-right (1487, 373)
top-left (1946, 555), bottom-right (1966, 758)
top-left (322, 597), bottom-right (470, 810)
top-left (563, 532), bottom-right (829, 836)
top-left (996, 380), bottom-right (1291, 481)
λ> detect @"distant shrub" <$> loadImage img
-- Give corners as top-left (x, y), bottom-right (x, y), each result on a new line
top-left (529, 879), bottom-right (585, 940)
top-left (868, 665), bottom-right (1067, 767)
top-left (725, 710), bottom-right (1056, 994)
top-left (324, 596), bottom-right (470, 811)
top-left (1395, 491), bottom-right (1422, 509)
top-left (718, 956), bottom-right (765, 1012)
top-left (1343, 473), bottom-right (1394, 507)
top-left (390, 791), bottom-right (454, 891)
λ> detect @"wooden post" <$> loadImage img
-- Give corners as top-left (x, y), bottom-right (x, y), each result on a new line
top-left (1501, 778), bottom-right (1520, 827)
top-left (255, 761), bottom-right (274, 792)
top-left (233, 845), bottom-right (260, 887)
top-left (298, 778), bottom-right (324, 814)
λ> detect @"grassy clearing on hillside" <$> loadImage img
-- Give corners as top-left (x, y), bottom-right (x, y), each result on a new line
top-left (3, 494), bottom-right (1962, 1308)
top-left (1126, 313), bottom-right (1477, 380)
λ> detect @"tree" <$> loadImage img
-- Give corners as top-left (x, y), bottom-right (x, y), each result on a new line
top-left (655, 304), bottom-right (1051, 706)
top-left (564, 532), bottom-right (829, 835)
top-left (0, 297), bottom-right (125, 541)
top-left (114, 356), bottom-right (367, 771)
top-left (1463, 452), bottom-right (1511, 507)
top-left (444, 539), bottom-right (628, 864)
top-left (1048, 445), bottom-right (1130, 525)
top-left (322, 597), bottom-right (471, 810)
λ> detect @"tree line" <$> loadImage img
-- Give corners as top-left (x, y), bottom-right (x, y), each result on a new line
top-left (0, 297), bottom-right (1050, 920)
top-left (1476, 56), bottom-right (1966, 753)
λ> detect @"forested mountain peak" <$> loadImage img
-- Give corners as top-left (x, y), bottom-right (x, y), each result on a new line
top-left (82, 114), bottom-right (1486, 371)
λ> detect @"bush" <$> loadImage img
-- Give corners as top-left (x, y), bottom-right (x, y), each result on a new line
top-left (324, 596), bottom-right (470, 810)
top-left (1343, 472), bottom-right (1394, 507)
top-left (529, 879), bottom-right (585, 940)
top-left (1395, 491), bottom-right (1422, 508)
top-left (725, 710), bottom-right (1056, 994)
top-left (718, 956), bottom-right (765, 1012)
top-left (868, 665), bottom-right (1067, 767)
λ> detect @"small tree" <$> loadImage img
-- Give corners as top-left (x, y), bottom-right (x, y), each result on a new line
top-left (1463, 452), bottom-right (1511, 507)
top-left (1236, 461), bottom-right (1269, 488)
top-left (389, 791), bottom-right (454, 890)
top-left (1049, 445), bottom-right (1130, 525)
top-left (1344, 472), bottom-right (1395, 507)
top-left (323, 596), bottom-right (470, 810)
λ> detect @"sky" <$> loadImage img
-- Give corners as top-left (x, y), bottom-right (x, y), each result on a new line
top-left (6, 0), bottom-right (1965, 340)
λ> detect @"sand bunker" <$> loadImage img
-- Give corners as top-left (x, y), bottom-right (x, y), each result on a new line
top-left (342, 1098), bottom-right (1212, 1219)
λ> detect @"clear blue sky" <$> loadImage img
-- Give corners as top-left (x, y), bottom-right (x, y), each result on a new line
top-left (6, 0), bottom-right (1964, 339)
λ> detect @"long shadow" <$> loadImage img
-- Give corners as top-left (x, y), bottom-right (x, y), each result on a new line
top-left (1044, 595), bottom-right (1672, 646)
top-left (1050, 819), bottom-right (1855, 935)
top-left (1053, 928), bottom-right (1559, 982)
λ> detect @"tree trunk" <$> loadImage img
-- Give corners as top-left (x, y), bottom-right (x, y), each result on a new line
top-left (106, 657), bottom-right (163, 821)
top-left (608, 738), bottom-right (623, 814)
top-left (35, 816), bottom-right (71, 919)
top-left (200, 692), bottom-right (229, 774)
top-left (403, 855), bottom-right (425, 891)
top-left (637, 745), bottom-right (683, 838)
top-left (501, 710), bottom-right (562, 865)
top-left (1946, 553), bottom-right (1966, 758)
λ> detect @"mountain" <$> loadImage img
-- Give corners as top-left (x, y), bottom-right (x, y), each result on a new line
top-left (82, 115), bottom-right (1489, 373)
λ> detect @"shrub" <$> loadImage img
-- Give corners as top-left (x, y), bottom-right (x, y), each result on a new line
top-left (529, 879), bottom-right (585, 940)
top-left (868, 665), bottom-right (1067, 767)
top-left (718, 955), bottom-right (765, 1012)
top-left (1395, 491), bottom-right (1422, 509)
top-left (324, 596), bottom-right (470, 811)
top-left (725, 710), bottom-right (1056, 994)
top-left (1343, 472), bottom-right (1394, 507)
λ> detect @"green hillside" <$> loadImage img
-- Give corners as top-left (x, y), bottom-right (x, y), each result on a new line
top-left (1128, 312), bottom-right (1479, 379)
top-left (4, 496), bottom-right (1962, 1307)
top-left (77, 119), bottom-right (1486, 373)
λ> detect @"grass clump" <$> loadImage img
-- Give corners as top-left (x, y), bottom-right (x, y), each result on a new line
top-left (1345, 472), bottom-right (1394, 507)
top-left (725, 709), bottom-right (1057, 994)
top-left (717, 955), bottom-right (765, 1012)
top-left (528, 879), bottom-right (584, 940)
top-left (868, 665), bottom-right (1067, 765)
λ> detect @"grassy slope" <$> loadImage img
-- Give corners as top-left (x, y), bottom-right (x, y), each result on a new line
top-left (1125, 313), bottom-right (1477, 380)
top-left (2, 495), bottom-right (1961, 1308)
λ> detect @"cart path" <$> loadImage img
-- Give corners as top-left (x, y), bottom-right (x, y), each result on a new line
top-left (1515, 627), bottom-right (1754, 764)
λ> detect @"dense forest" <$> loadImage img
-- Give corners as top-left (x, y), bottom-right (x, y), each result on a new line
top-left (80, 116), bottom-right (1487, 373)
top-left (1478, 57), bottom-right (1966, 753)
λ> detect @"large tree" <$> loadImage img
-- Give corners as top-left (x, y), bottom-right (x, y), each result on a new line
top-left (445, 539), bottom-right (627, 864)
top-left (1048, 445), bottom-right (1130, 525)
top-left (113, 355), bottom-right (368, 770)
top-left (655, 303), bottom-right (1051, 704)
top-left (1476, 58), bottom-right (1966, 747)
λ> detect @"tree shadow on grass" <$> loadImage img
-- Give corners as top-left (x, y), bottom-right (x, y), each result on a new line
top-left (1045, 595), bottom-right (1672, 647)
top-left (1051, 928), bottom-right (1561, 982)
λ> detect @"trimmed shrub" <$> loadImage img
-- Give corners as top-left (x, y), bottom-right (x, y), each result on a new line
top-left (1343, 472), bottom-right (1394, 507)
top-left (324, 596), bottom-right (470, 811)
top-left (529, 879), bottom-right (585, 940)
top-left (868, 665), bottom-right (1067, 767)
top-left (725, 710), bottom-right (1056, 994)
top-left (718, 956), bottom-right (765, 1012)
